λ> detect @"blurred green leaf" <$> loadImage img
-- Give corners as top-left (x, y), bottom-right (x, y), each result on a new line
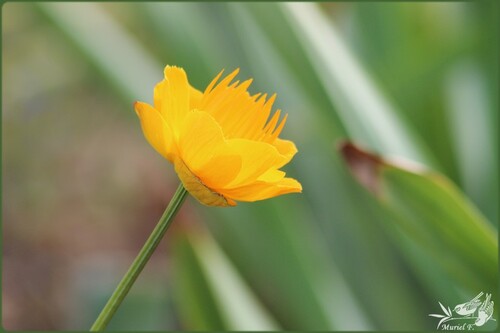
top-left (444, 61), bottom-right (498, 224)
top-left (282, 2), bottom-right (433, 165)
top-left (207, 196), bottom-right (376, 330)
top-left (171, 228), bottom-right (279, 330)
top-left (36, 2), bottom-right (162, 103)
top-left (170, 232), bottom-right (226, 330)
top-left (340, 142), bottom-right (497, 294)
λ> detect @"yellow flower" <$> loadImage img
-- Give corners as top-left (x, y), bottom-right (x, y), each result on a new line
top-left (134, 66), bottom-right (302, 207)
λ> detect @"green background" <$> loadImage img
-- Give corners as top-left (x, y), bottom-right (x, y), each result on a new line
top-left (2, 2), bottom-right (498, 331)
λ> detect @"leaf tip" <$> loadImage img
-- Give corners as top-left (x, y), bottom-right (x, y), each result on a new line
top-left (337, 140), bottom-right (384, 195)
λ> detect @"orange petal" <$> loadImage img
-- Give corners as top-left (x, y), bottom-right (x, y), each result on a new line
top-left (178, 110), bottom-right (225, 169)
top-left (190, 86), bottom-right (203, 110)
top-left (257, 169), bottom-right (286, 183)
top-left (273, 138), bottom-right (298, 162)
top-left (225, 139), bottom-right (287, 188)
top-left (153, 79), bottom-right (166, 111)
top-left (198, 70), bottom-right (290, 145)
top-left (159, 66), bottom-right (190, 135)
top-left (196, 153), bottom-right (242, 189)
top-left (174, 158), bottom-right (235, 207)
top-left (155, 79), bottom-right (202, 115)
top-left (134, 101), bottom-right (176, 162)
top-left (220, 177), bottom-right (302, 202)
top-left (178, 110), bottom-right (241, 188)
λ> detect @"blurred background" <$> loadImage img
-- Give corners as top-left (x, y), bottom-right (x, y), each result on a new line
top-left (2, 2), bottom-right (498, 331)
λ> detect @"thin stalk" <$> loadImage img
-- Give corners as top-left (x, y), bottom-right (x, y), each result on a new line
top-left (90, 184), bottom-right (188, 331)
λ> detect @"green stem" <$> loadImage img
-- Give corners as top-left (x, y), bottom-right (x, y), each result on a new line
top-left (90, 184), bottom-right (188, 331)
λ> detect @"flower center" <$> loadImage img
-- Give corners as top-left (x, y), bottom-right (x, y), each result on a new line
top-left (174, 157), bottom-right (231, 207)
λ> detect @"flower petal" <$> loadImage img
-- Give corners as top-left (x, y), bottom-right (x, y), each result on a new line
top-left (155, 66), bottom-right (190, 136)
top-left (224, 139), bottom-right (287, 188)
top-left (134, 101), bottom-right (176, 161)
top-left (189, 86), bottom-right (203, 110)
top-left (178, 110), bottom-right (225, 169)
top-left (178, 110), bottom-right (242, 188)
top-left (196, 153), bottom-right (242, 189)
top-left (272, 138), bottom-right (298, 163)
top-left (221, 177), bottom-right (302, 202)
top-left (153, 80), bottom-right (163, 111)
top-left (257, 169), bottom-right (286, 182)
top-left (200, 70), bottom-right (279, 141)
top-left (174, 158), bottom-right (235, 207)
top-left (154, 80), bottom-right (202, 114)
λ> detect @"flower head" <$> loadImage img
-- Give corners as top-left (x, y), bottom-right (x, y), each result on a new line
top-left (135, 66), bottom-right (302, 206)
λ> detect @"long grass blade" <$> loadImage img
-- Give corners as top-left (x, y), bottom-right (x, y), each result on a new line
top-left (282, 3), bottom-right (431, 165)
